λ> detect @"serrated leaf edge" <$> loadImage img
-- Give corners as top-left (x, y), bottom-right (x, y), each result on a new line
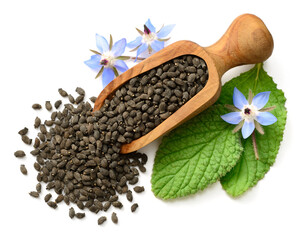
top-left (151, 127), bottom-right (244, 200)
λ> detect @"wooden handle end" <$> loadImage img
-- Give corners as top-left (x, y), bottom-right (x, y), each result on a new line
top-left (205, 14), bottom-right (274, 76)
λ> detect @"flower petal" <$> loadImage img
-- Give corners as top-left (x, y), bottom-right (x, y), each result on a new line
top-left (111, 38), bottom-right (126, 56)
top-left (233, 87), bottom-right (248, 110)
top-left (145, 19), bottom-right (156, 33)
top-left (96, 34), bottom-right (109, 53)
top-left (127, 36), bottom-right (142, 49)
top-left (136, 43), bottom-right (148, 58)
top-left (157, 24), bottom-right (175, 38)
top-left (102, 68), bottom-right (114, 88)
top-left (150, 40), bottom-right (164, 52)
top-left (252, 91), bottom-right (271, 110)
top-left (241, 120), bottom-right (255, 139)
top-left (84, 55), bottom-right (101, 72)
top-left (114, 60), bottom-right (129, 73)
top-left (221, 112), bottom-right (242, 124)
top-left (256, 112), bottom-right (277, 126)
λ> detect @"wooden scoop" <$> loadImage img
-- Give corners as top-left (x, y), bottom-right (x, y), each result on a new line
top-left (93, 13), bottom-right (273, 154)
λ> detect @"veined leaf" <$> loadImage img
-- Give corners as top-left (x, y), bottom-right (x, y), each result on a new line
top-left (151, 105), bottom-right (243, 199)
top-left (219, 64), bottom-right (287, 197)
top-left (151, 63), bottom-right (286, 199)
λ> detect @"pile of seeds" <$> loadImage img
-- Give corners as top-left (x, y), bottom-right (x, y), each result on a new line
top-left (102, 55), bottom-right (208, 141)
top-left (16, 88), bottom-right (147, 225)
top-left (15, 54), bottom-right (208, 225)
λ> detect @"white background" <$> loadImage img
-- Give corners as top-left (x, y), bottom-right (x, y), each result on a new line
top-left (0, 0), bottom-right (299, 239)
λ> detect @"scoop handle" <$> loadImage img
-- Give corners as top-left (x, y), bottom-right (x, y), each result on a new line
top-left (204, 14), bottom-right (273, 77)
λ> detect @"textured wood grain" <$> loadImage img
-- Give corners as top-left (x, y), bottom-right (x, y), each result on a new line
top-left (205, 14), bottom-right (273, 77)
top-left (93, 13), bottom-right (273, 154)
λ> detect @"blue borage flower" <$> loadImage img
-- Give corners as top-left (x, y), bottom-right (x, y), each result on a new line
top-left (84, 34), bottom-right (129, 88)
top-left (221, 87), bottom-right (277, 139)
top-left (127, 19), bottom-right (175, 58)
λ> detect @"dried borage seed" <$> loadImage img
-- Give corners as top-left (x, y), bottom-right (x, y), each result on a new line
top-left (111, 212), bottom-right (118, 224)
top-left (126, 190), bottom-right (133, 202)
top-left (69, 207), bottom-right (75, 219)
top-left (58, 88), bottom-right (68, 97)
top-left (103, 202), bottom-right (111, 212)
top-left (64, 195), bottom-right (70, 205)
top-left (20, 164), bottom-right (27, 175)
top-left (44, 193), bottom-right (52, 202)
top-left (133, 186), bottom-right (145, 193)
top-left (98, 216), bottom-right (107, 225)
top-left (30, 149), bottom-right (40, 156)
top-left (131, 203), bottom-right (138, 212)
top-left (68, 94), bottom-right (75, 104)
top-left (47, 201), bottom-right (57, 209)
top-left (89, 96), bottom-right (97, 103)
top-left (55, 194), bottom-right (64, 203)
top-left (36, 183), bottom-right (42, 193)
top-left (54, 100), bottom-right (62, 109)
top-left (21, 135), bottom-right (32, 145)
top-left (45, 101), bottom-right (52, 111)
top-left (32, 103), bottom-right (42, 110)
top-left (75, 213), bottom-right (85, 219)
top-left (29, 191), bottom-right (39, 198)
top-left (14, 150), bottom-right (26, 158)
top-left (33, 137), bottom-right (40, 148)
top-left (18, 127), bottom-right (28, 136)
top-left (112, 201), bottom-right (123, 209)
top-left (75, 87), bottom-right (85, 96)
top-left (75, 95), bottom-right (84, 104)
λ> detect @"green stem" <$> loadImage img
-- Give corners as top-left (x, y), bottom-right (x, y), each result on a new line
top-left (251, 131), bottom-right (259, 160)
top-left (253, 63), bottom-right (262, 93)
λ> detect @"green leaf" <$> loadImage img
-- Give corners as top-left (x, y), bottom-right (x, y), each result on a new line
top-left (219, 64), bottom-right (287, 197)
top-left (151, 105), bottom-right (243, 199)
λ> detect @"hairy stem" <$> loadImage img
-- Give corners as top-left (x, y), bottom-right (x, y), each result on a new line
top-left (251, 132), bottom-right (259, 160)
top-left (253, 63), bottom-right (262, 93)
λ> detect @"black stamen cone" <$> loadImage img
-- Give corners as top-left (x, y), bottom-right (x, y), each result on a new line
top-left (144, 25), bottom-right (151, 34)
